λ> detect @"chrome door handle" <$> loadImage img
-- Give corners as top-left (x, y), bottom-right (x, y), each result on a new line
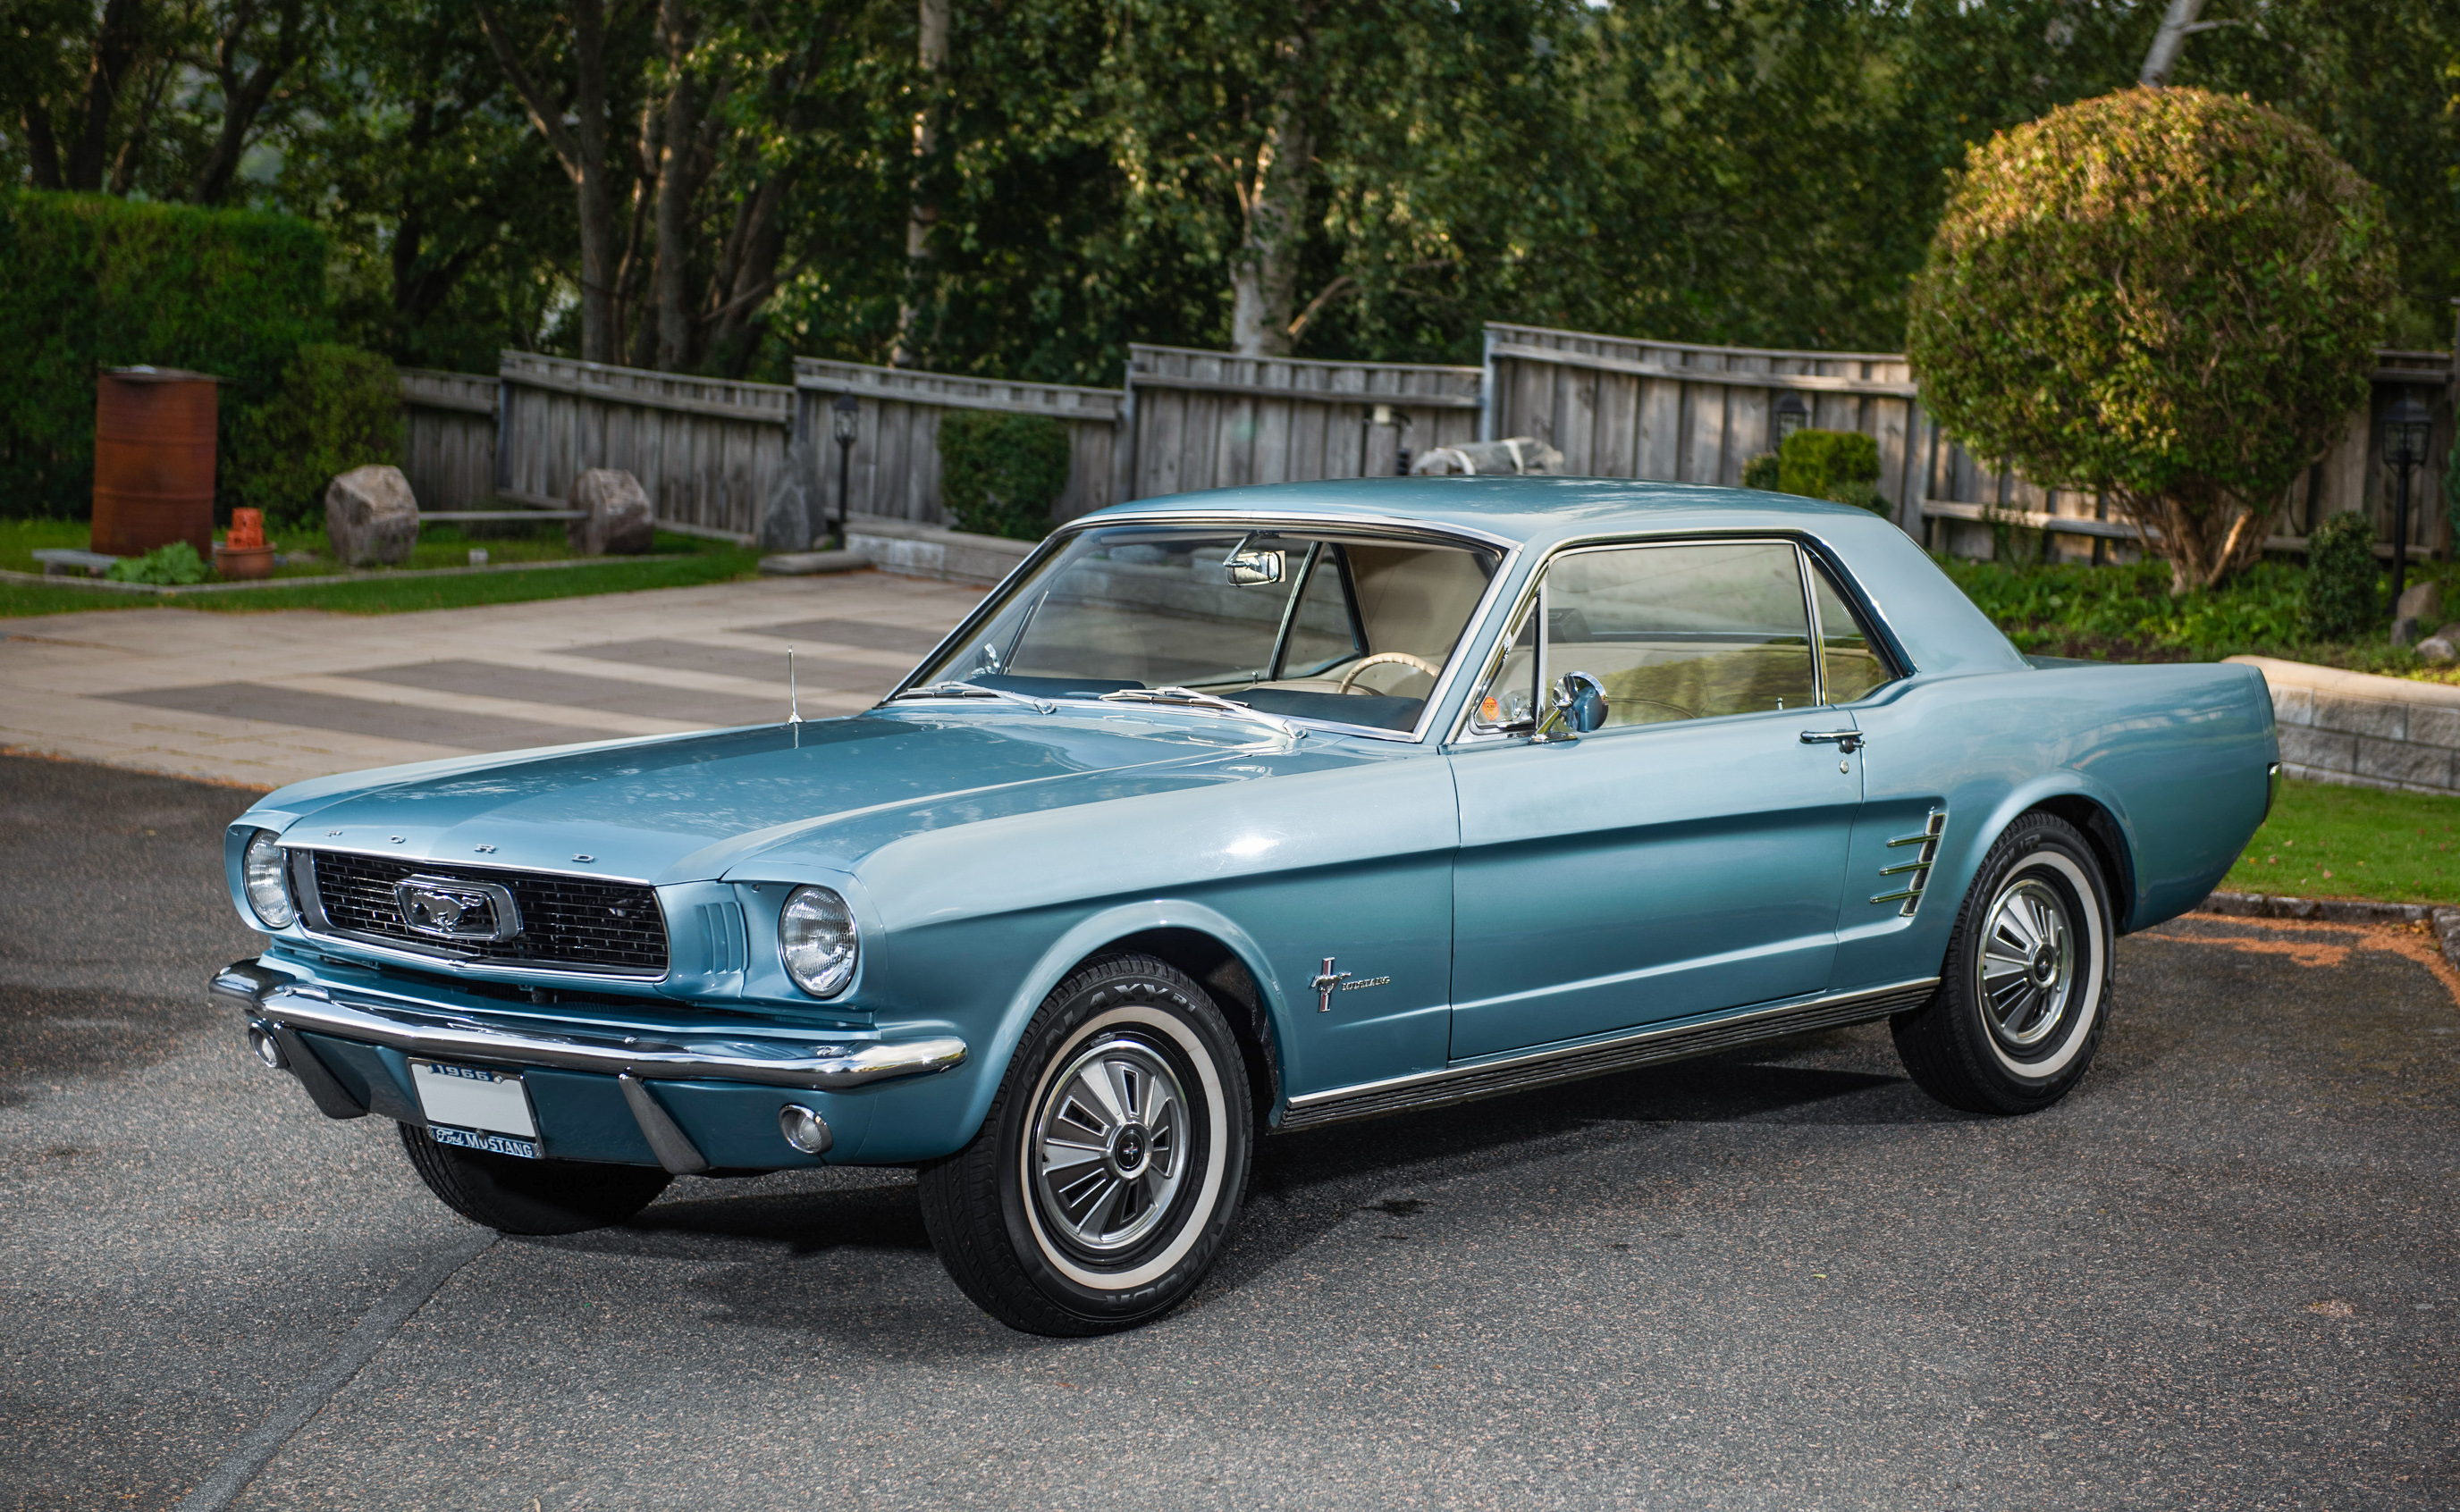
top-left (1799, 729), bottom-right (1863, 754)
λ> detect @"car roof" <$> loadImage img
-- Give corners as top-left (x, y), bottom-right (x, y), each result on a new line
top-left (1083, 476), bottom-right (1877, 552)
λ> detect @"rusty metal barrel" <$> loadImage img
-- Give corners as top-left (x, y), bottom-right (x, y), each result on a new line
top-left (91, 366), bottom-right (220, 558)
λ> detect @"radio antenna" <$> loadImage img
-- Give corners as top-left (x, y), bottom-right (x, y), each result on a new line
top-left (787, 647), bottom-right (803, 727)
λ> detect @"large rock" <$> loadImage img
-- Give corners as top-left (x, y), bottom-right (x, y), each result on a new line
top-left (2396, 579), bottom-right (2443, 626)
top-left (567, 469), bottom-right (654, 556)
top-left (2418, 624), bottom-right (2460, 667)
top-left (758, 437), bottom-right (816, 553)
top-left (324, 465), bottom-right (418, 567)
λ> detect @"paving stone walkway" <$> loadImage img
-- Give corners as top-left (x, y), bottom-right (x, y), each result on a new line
top-left (0, 572), bottom-right (985, 791)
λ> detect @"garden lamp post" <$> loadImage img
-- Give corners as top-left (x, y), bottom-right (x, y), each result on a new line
top-left (1774, 392), bottom-right (1808, 449)
top-left (830, 392), bottom-right (860, 550)
top-left (2380, 391), bottom-right (2431, 614)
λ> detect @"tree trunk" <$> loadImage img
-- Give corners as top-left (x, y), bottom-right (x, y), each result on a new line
top-left (2138, 0), bottom-right (2205, 88)
top-left (21, 105), bottom-right (64, 190)
top-left (889, 0), bottom-right (950, 369)
top-left (1228, 64), bottom-right (1313, 358)
top-left (2117, 478), bottom-right (2273, 594)
top-left (189, 0), bottom-right (308, 205)
top-left (63, 0), bottom-right (147, 191)
top-left (477, 0), bottom-right (622, 365)
top-left (648, 0), bottom-right (728, 372)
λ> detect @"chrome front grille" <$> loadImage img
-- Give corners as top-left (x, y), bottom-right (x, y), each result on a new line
top-left (300, 850), bottom-right (670, 976)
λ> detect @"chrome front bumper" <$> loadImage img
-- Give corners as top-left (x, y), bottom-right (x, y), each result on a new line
top-left (209, 960), bottom-right (968, 1093)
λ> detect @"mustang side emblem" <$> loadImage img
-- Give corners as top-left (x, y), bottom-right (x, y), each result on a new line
top-left (393, 876), bottom-right (523, 943)
top-left (1311, 958), bottom-right (1394, 1012)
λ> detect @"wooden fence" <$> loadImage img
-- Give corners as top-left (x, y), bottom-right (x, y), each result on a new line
top-left (492, 351), bottom-right (792, 542)
top-left (1484, 321), bottom-right (2455, 564)
top-left (392, 330), bottom-right (2452, 564)
top-left (789, 359), bottom-right (1124, 530)
top-left (1480, 322), bottom-right (1926, 507)
top-left (1125, 343), bottom-right (1484, 500)
top-left (398, 367), bottom-right (499, 513)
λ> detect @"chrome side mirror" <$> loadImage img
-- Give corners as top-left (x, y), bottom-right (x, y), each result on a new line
top-left (1532, 671), bottom-right (1608, 743)
top-left (1223, 536), bottom-right (1285, 587)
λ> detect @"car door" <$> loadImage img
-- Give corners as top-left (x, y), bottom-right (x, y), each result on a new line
top-left (1445, 538), bottom-right (1866, 1062)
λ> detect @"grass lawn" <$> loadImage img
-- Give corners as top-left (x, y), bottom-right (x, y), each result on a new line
top-left (1, 517), bottom-right (761, 617)
top-left (2221, 777), bottom-right (2460, 906)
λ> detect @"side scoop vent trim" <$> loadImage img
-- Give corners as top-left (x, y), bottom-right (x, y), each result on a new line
top-left (1871, 806), bottom-right (1947, 917)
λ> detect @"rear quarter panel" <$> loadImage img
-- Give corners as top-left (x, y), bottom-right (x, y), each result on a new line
top-left (1836, 660), bottom-right (2276, 993)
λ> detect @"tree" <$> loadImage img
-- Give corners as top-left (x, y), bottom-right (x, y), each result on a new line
top-left (1906, 87), bottom-right (2395, 593)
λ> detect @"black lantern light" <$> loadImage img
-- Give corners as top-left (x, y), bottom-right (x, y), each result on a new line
top-left (2380, 390), bottom-right (2432, 614)
top-left (830, 392), bottom-right (860, 551)
top-left (1773, 392), bottom-right (1809, 448)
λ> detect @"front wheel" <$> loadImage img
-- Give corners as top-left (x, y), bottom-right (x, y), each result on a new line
top-left (918, 953), bottom-right (1253, 1336)
top-left (1891, 811), bottom-right (2114, 1115)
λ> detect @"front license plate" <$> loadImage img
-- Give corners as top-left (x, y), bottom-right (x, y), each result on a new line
top-left (412, 1060), bottom-right (539, 1159)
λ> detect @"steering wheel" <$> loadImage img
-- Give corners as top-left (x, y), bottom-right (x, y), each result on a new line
top-left (1335, 651), bottom-right (1444, 694)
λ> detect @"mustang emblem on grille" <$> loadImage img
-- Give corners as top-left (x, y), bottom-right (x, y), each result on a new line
top-left (392, 876), bottom-right (523, 943)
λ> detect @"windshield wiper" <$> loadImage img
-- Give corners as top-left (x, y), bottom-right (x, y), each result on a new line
top-left (1098, 686), bottom-right (1304, 740)
top-left (891, 681), bottom-right (1057, 714)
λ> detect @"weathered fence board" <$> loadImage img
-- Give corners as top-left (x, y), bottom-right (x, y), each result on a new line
top-left (494, 351), bottom-right (789, 542)
top-left (398, 367), bottom-right (498, 513)
top-left (789, 359), bottom-right (1123, 532)
top-left (1125, 344), bottom-right (1483, 500)
top-left (1481, 323), bottom-right (1925, 509)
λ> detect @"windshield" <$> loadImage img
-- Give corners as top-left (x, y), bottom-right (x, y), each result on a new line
top-left (906, 524), bottom-right (1503, 732)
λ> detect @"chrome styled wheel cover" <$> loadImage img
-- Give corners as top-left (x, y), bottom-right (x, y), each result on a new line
top-left (1976, 876), bottom-right (2076, 1052)
top-left (1031, 1035), bottom-right (1190, 1257)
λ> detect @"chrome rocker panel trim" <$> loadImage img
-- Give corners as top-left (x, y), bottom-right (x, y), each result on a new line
top-left (1278, 976), bottom-right (1941, 1131)
top-left (209, 961), bottom-right (966, 1093)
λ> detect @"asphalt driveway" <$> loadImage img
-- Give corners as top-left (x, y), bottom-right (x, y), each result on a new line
top-left (4, 754), bottom-right (2455, 1510)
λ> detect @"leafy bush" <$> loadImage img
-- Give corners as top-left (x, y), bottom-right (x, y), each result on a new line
top-left (1942, 555), bottom-right (2309, 661)
top-left (1767, 429), bottom-right (1891, 516)
top-left (232, 345), bottom-right (402, 524)
top-left (2303, 511), bottom-right (2380, 641)
top-left (106, 540), bottom-right (210, 585)
top-left (0, 190), bottom-right (332, 519)
top-left (1740, 452), bottom-right (1781, 492)
top-left (939, 410), bottom-right (1070, 541)
top-left (1907, 88), bottom-right (2394, 594)
top-left (1777, 429), bottom-right (1879, 500)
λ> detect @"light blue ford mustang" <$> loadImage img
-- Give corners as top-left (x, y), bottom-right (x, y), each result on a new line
top-left (211, 479), bottom-right (2278, 1333)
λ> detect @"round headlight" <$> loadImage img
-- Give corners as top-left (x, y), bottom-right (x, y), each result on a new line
top-left (779, 885), bottom-right (858, 996)
top-left (242, 828), bottom-right (295, 929)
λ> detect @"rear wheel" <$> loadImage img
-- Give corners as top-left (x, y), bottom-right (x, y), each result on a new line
top-left (1891, 811), bottom-right (2113, 1115)
top-left (396, 1121), bottom-right (671, 1235)
top-left (918, 953), bottom-right (1252, 1336)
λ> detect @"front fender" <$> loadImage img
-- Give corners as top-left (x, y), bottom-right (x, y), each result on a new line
top-left (838, 898), bottom-right (1293, 1163)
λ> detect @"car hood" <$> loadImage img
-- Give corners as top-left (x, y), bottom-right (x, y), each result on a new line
top-left (250, 708), bottom-right (1345, 884)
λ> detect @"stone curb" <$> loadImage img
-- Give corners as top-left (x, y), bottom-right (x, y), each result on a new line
top-left (2199, 889), bottom-right (2460, 971)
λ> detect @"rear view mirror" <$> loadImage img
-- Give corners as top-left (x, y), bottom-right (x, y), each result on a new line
top-left (1533, 670), bottom-right (1609, 743)
top-left (1223, 536), bottom-right (1285, 587)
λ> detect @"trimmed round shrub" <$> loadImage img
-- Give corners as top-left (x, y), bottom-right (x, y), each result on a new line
top-left (2302, 510), bottom-right (2380, 641)
top-left (1777, 429), bottom-right (1887, 515)
top-left (1907, 88), bottom-right (2394, 594)
top-left (231, 344), bottom-right (402, 525)
top-left (1740, 452), bottom-right (1782, 492)
top-left (939, 410), bottom-right (1070, 541)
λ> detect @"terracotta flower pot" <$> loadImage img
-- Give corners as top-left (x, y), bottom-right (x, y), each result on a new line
top-left (213, 543), bottom-right (276, 580)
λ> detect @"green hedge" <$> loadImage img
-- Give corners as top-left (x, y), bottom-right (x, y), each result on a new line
top-left (938, 409), bottom-right (1071, 541)
top-left (0, 190), bottom-right (333, 519)
top-left (233, 344), bottom-right (402, 524)
top-left (1775, 428), bottom-right (1891, 517)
